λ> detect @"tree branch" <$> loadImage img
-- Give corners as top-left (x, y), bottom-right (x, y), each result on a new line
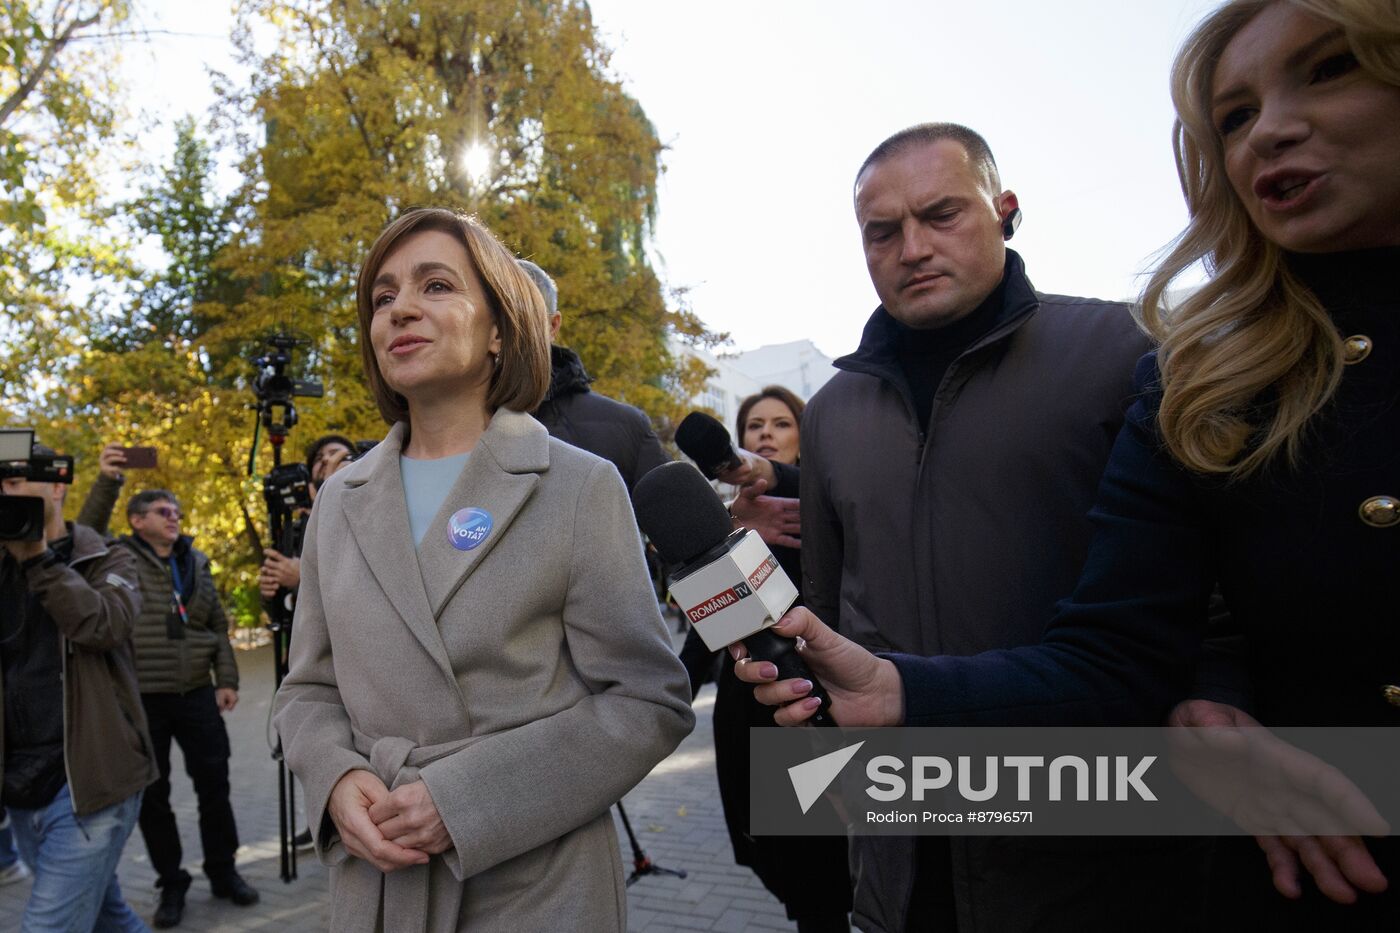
top-left (0, 11), bottom-right (103, 129)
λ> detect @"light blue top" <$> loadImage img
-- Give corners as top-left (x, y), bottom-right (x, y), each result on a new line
top-left (401, 452), bottom-right (471, 548)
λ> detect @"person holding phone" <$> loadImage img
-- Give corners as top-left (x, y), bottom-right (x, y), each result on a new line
top-left (76, 442), bottom-right (155, 532)
top-left (78, 469), bottom-right (258, 927)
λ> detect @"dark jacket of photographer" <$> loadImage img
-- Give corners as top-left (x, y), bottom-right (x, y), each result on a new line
top-left (0, 523), bottom-right (157, 816)
top-left (78, 474), bottom-right (240, 695)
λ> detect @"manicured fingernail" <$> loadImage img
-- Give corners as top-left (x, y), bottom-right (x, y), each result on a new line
top-left (791, 679), bottom-right (812, 696)
top-left (728, 644), bottom-right (743, 660)
top-left (801, 697), bottom-right (822, 710)
top-left (760, 663), bottom-right (778, 679)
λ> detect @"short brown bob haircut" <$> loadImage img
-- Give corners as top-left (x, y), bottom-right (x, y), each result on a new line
top-left (355, 207), bottom-right (551, 425)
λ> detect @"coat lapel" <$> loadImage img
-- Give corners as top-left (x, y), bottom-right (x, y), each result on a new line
top-left (339, 423), bottom-right (456, 684)
top-left (414, 409), bottom-right (549, 620)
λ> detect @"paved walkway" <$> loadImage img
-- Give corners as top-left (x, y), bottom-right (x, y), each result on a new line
top-left (1, 641), bottom-right (800, 932)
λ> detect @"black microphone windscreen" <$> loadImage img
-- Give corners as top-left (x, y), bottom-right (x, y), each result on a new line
top-left (631, 461), bottom-right (733, 569)
top-left (675, 412), bottom-right (738, 478)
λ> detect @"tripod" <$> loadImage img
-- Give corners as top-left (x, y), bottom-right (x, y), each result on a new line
top-left (259, 424), bottom-right (301, 884)
top-left (615, 800), bottom-right (687, 887)
top-left (248, 332), bottom-right (322, 884)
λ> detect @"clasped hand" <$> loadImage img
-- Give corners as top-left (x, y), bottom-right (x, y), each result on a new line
top-left (327, 770), bottom-right (452, 873)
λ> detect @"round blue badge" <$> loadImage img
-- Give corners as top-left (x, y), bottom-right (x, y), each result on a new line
top-left (447, 508), bottom-right (493, 551)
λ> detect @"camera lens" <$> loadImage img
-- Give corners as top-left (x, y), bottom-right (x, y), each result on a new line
top-left (0, 496), bottom-right (42, 542)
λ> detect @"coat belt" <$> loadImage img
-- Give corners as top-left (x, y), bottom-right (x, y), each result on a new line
top-left (353, 728), bottom-right (479, 933)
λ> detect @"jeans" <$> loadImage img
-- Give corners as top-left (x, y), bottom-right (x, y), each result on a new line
top-left (8, 783), bottom-right (150, 932)
top-left (138, 686), bottom-right (240, 885)
top-left (1, 806), bottom-right (20, 869)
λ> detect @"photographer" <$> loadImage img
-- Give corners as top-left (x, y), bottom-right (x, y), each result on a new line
top-left (257, 434), bottom-right (353, 601)
top-left (1, 440), bottom-right (155, 929)
top-left (256, 434), bottom-right (354, 853)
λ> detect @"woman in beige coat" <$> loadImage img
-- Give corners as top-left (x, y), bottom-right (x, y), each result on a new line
top-left (273, 208), bottom-right (694, 933)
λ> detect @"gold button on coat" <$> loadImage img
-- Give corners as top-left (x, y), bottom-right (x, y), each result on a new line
top-left (1342, 335), bottom-right (1372, 364)
top-left (1384, 686), bottom-right (1400, 707)
top-left (1359, 496), bottom-right (1398, 527)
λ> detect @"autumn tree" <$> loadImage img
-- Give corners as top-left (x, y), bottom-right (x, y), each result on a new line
top-left (7, 1), bottom-right (719, 620)
top-left (213, 0), bottom-right (716, 438)
top-left (1, 0), bottom-right (131, 408)
top-left (31, 117), bottom-right (275, 623)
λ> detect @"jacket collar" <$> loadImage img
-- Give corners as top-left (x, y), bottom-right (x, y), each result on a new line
top-left (1286, 246), bottom-right (1398, 314)
top-left (836, 248), bottom-right (1041, 384)
top-left (338, 410), bottom-right (548, 686)
top-left (69, 522), bottom-right (111, 567)
top-left (542, 345), bottom-right (592, 402)
top-left (125, 531), bottom-right (194, 564)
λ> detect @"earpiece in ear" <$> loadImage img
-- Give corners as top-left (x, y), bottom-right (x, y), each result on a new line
top-left (1001, 207), bottom-right (1022, 240)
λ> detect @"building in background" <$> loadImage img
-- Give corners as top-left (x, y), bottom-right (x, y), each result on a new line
top-left (675, 339), bottom-right (837, 440)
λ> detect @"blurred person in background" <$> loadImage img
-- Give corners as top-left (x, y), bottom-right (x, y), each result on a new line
top-left (82, 478), bottom-right (257, 927)
top-left (518, 258), bottom-right (669, 493)
top-left (257, 433), bottom-right (356, 603)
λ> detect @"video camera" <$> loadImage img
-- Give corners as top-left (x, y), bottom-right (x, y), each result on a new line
top-left (264, 462), bottom-right (313, 514)
top-left (253, 334), bottom-right (324, 440)
top-left (345, 440), bottom-right (378, 463)
top-left (0, 428), bottom-right (75, 542)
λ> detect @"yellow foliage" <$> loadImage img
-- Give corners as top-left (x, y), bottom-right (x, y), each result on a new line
top-left (9, 0), bottom-right (722, 622)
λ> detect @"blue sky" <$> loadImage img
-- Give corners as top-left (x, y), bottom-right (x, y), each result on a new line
top-left (125, 0), bottom-right (1221, 357)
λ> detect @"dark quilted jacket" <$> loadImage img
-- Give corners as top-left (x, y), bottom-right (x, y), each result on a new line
top-left (77, 474), bottom-right (239, 694)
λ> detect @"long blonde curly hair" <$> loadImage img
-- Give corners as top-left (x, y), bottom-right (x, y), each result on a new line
top-left (1139, 0), bottom-right (1400, 477)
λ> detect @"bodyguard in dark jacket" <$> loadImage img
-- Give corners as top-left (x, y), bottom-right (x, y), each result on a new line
top-left (518, 260), bottom-right (669, 493)
top-left (802, 123), bottom-right (1199, 933)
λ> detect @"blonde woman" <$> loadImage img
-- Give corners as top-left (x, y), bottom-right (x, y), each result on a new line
top-left (274, 208), bottom-right (693, 932)
top-left (736, 0), bottom-right (1399, 924)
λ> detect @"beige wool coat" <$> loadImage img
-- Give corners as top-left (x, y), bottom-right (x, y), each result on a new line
top-left (273, 409), bottom-right (694, 933)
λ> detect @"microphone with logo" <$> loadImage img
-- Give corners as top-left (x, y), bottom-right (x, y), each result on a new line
top-left (674, 411), bottom-right (744, 480)
top-left (632, 461), bottom-right (834, 726)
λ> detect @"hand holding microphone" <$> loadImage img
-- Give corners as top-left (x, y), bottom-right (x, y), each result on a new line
top-left (675, 410), bottom-right (797, 549)
top-left (632, 462), bottom-right (836, 726)
top-left (675, 411), bottom-right (775, 489)
top-left (729, 607), bottom-right (905, 728)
